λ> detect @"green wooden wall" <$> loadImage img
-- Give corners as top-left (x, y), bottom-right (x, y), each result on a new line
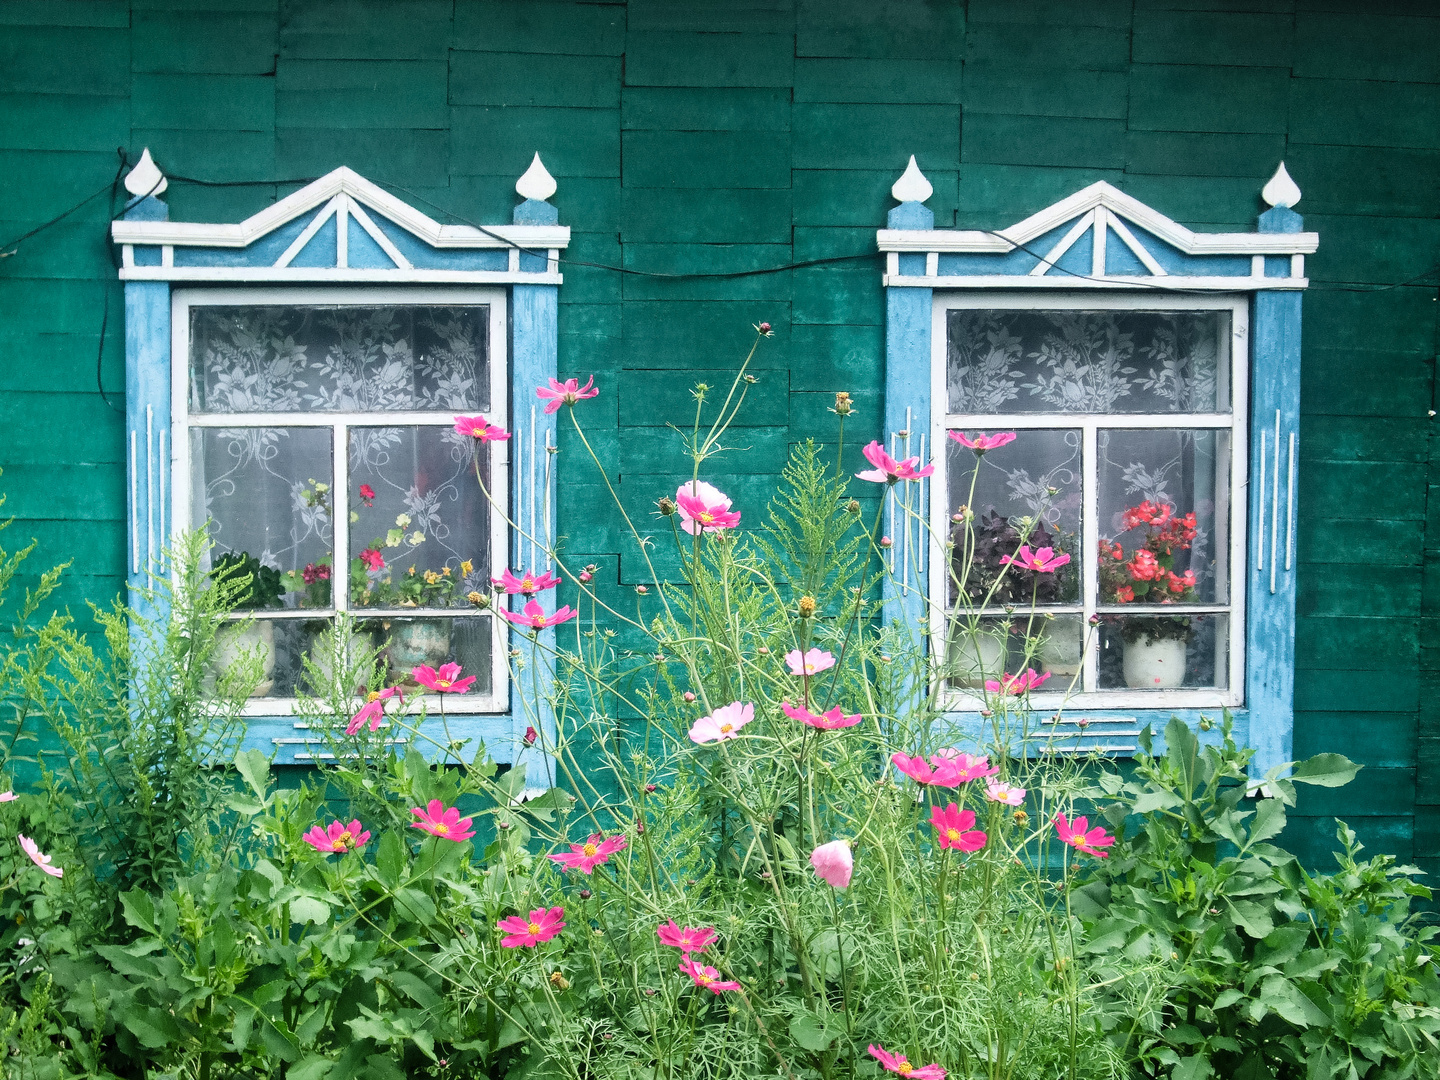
top-left (1, 0), bottom-right (1437, 870)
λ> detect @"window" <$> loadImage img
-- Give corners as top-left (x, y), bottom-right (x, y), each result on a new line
top-left (174, 287), bottom-right (509, 715)
top-left (932, 295), bottom-right (1247, 709)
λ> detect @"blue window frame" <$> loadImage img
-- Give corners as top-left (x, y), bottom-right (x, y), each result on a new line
top-left (112, 151), bottom-right (570, 768)
top-left (876, 159), bottom-right (1316, 778)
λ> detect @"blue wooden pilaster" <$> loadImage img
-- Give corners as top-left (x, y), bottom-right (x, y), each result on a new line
top-left (510, 195), bottom-right (561, 788)
top-left (1246, 205), bottom-right (1304, 780)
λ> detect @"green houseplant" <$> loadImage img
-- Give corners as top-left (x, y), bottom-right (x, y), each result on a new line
top-left (207, 549), bottom-right (286, 697)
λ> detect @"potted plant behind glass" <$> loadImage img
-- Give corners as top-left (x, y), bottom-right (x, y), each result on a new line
top-left (1099, 501), bottom-right (1199, 688)
top-left (206, 550), bottom-right (285, 696)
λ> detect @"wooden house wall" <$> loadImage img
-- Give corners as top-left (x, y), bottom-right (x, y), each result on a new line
top-left (0, 0), bottom-right (1437, 870)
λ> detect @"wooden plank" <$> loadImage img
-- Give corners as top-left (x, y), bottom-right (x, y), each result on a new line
top-left (963, 115), bottom-right (1127, 170)
top-left (452, 107), bottom-right (620, 179)
top-left (449, 51), bottom-right (621, 110)
top-left (1289, 77), bottom-right (1440, 150)
top-left (1297, 564), bottom-right (1421, 618)
top-left (1299, 416), bottom-right (1430, 464)
top-left (627, 0), bottom-right (794, 34)
top-left (1297, 615), bottom-right (1418, 668)
top-left (964, 63), bottom-right (1128, 121)
top-left (1125, 131), bottom-right (1287, 179)
top-left (278, 0), bottom-right (451, 60)
top-left (622, 131), bottom-right (790, 189)
top-left (132, 8), bottom-right (277, 74)
top-left (622, 188), bottom-right (792, 244)
top-left (966, 22), bottom-right (1130, 70)
top-left (0, 93), bottom-right (127, 151)
top-left (454, 0), bottom-right (626, 56)
top-left (132, 73), bottom-right (275, 131)
top-left (792, 266), bottom-right (883, 326)
top-left (1304, 214), bottom-right (1440, 286)
top-left (1296, 668), bottom-right (1418, 712)
top-left (1132, 10), bottom-right (1294, 67)
top-left (621, 87), bottom-right (791, 132)
top-left (1293, 12), bottom-right (1440, 83)
top-left (624, 31), bottom-right (794, 88)
top-left (797, 0), bottom-right (966, 58)
top-left (277, 60), bottom-right (449, 128)
top-left (793, 103), bottom-right (959, 169)
top-left (0, 393), bottom-right (124, 464)
top-left (1302, 711), bottom-right (1416, 769)
top-left (1302, 349), bottom-right (1434, 416)
top-left (1282, 143), bottom-right (1440, 219)
top-left (620, 243), bottom-right (794, 303)
top-left (967, 0), bottom-right (1129, 27)
top-left (1129, 64), bottom-right (1290, 134)
top-left (276, 128), bottom-right (447, 187)
top-left (794, 58), bottom-right (962, 104)
top-left (1299, 518), bottom-right (1423, 565)
top-left (793, 168), bottom-right (958, 227)
top-left (0, 1), bottom-right (129, 26)
top-left (0, 25), bottom-right (128, 94)
top-left (616, 369), bottom-right (790, 427)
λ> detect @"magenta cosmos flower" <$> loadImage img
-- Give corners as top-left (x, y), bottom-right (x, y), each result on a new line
top-left (498, 905), bottom-right (565, 948)
top-left (891, 753), bottom-right (939, 785)
top-left (678, 957), bottom-right (740, 994)
top-left (810, 839), bottom-right (853, 888)
top-left (781, 701), bottom-right (861, 730)
top-left (673, 481), bottom-right (741, 535)
top-left (855, 440), bottom-right (935, 484)
top-left (930, 750), bottom-right (999, 786)
top-left (688, 701), bottom-right (753, 744)
top-left (985, 669), bottom-right (1051, 695)
top-left (657, 921), bottom-right (717, 955)
top-left (948, 430), bottom-right (1016, 454)
top-left (548, 832), bottom-right (627, 874)
top-left (17, 835), bottom-right (61, 878)
top-left (303, 819), bottom-right (371, 854)
top-left (930, 804), bottom-right (987, 853)
top-left (1054, 813), bottom-right (1116, 858)
top-left (501, 598), bottom-right (579, 630)
top-left (785, 647), bottom-right (835, 676)
top-left (493, 567), bottom-right (560, 595)
top-left (869, 1045), bottom-right (946, 1079)
top-left (414, 662), bottom-right (476, 694)
top-left (347, 685), bottom-right (402, 735)
top-left (999, 545), bottom-right (1072, 573)
top-left (985, 781), bottom-right (1026, 806)
top-left (536, 376), bottom-right (599, 414)
top-left (454, 415), bottom-right (511, 442)
top-left (410, 799), bottom-right (476, 843)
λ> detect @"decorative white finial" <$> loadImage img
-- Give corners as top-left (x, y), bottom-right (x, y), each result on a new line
top-left (891, 155), bottom-right (932, 204)
top-left (1262, 162), bottom-right (1300, 209)
top-left (516, 153), bottom-right (557, 202)
top-left (123, 148), bottom-right (167, 198)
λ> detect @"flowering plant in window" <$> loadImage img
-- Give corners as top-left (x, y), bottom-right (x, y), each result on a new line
top-left (953, 510), bottom-right (1077, 606)
top-left (1099, 499), bottom-right (1200, 643)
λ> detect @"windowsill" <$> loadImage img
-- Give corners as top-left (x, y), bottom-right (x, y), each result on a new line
top-left (937, 705), bottom-right (1247, 759)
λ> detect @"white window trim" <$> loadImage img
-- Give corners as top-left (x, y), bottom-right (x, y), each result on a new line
top-left (928, 290), bottom-right (1249, 712)
top-left (171, 284), bottom-right (511, 717)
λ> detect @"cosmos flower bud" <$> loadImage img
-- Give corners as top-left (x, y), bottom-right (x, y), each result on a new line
top-left (683, 691), bottom-right (696, 702)
top-left (846, 499), bottom-right (860, 514)
top-left (550, 971), bottom-right (570, 990)
top-left (579, 889), bottom-right (592, 900)
top-left (579, 570), bottom-right (592, 583)
top-left (524, 726), bottom-right (539, 746)
top-left (645, 783), bottom-right (657, 793)
top-left (658, 497), bottom-right (677, 516)
top-left (757, 322), bottom-right (772, 335)
top-left (880, 536), bottom-right (893, 549)
top-left (636, 584), bottom-right (648, 595)
top-left (797, 595), bottom-right (817, 618)
top-left (833, 391), bottom-right (852, 416)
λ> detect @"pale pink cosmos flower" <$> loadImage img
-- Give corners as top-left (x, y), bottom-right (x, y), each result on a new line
top-left (678, 957), bottom-right (740, 993)
top-left (414, 662), bottom-right (476, 694)
top-left (781, 701), bottom-right (861, 730)
top-left (999, 545), bottom-right (1072, 573)
top-left (657, 921), bottom-right (717, 955)
top-left (785, 648), bottom-right (835, 676)
top-left (930, 750), bottom-right (999, 786)
top-left (891, 753), bottom-right (938, 784)
top-left (548, 832), bottom-right (627, 874)
top-left (688, 701), bottom-right (753, 744)
top-left (674, 483), bottom-right (742, 534)
top-left (494, 568), bottom-right (561, 595)
top-left (410, 799), bottom-right (477, 843)
top-left (930, 804), bottom-right (987, 852)
top-left (498, 905), bottom-right (565, 947)
top-left (17, 835), bottom-right (61, 878)
top-left (454, 415), bottom-right (512, 442)
top-left (0, 792), bottom-right (17, 802)
top-left (1053, 813), bottom-right (1116, 858)
top-left (810, 839), bottom-right (853, 888)
top-left (869, 1045), bottom-right (946, 1079)
top-left (501, 598), bottom-right (579, 630)
top-left (855, 440), bottom-right (935, 484)
top-left (536, 376), bottom-right (599, 414)
top-left (346, 685), bottom-right (402, 735)
top-left (985, 782), bottom-right (1026, 806)
top-left (302, 819), bottom-right (371, 854)
top-left (984, 669), bottom-right (1051, 695)
top-left (948, 430), bottom-right (1016, 454)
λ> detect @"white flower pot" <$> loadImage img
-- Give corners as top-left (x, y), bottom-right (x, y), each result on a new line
top-left (1122, 636), bottom-right (1188, 689)
top-left (1038, 630), bottom-right (1082, 679)
top-left (385, 618), bottom-right (452, 676)
top-left (953, 630), bottom-right (1007, 688)
top-left (206, 620), bottom-right (275, 697)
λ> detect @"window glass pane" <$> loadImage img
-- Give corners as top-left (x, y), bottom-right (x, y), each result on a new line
top-left (946, 310), bottom-right (1229, 415)
top-left (191, 427), bottom-right (333, 603)
top-left (946, 429), bottom-right (1081, 607)
top-left (376, 615), bottom-right (493, 696)
top-left (204, 618), bottom-right (312, 700)
top-left (1098, 614), bottom-right (1228, 691)
top-left (945, 614), bottom-right (1083, 690)
top-left (1098, 428), bottom-right (1229, 605)
top-left (348, 426), bottom-right (492, 610)
top-left (189, 305), bottom-right (490, 414)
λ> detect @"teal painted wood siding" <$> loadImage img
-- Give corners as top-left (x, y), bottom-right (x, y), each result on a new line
top-left (0, 1), bottom-right (1437, 872)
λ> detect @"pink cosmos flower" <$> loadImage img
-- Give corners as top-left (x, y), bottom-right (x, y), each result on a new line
top-left (346, 685), bottom-right (402, 735)
top-left (810, 839), bottom-right (853, 888)
top-left (359, 548), bottom-right (385, 572)
top-left (999, 545), bottom-right (1072, 573)
top-left (536, 376), bottom-right (599, 414)
top-left (17, 835), bottom-right (61, 878)
top-left (985, 782), bottom-right (1026, 806)
top-left (454, 415), bottom-right (512, 442)
top-left (501, 598), bottom-right (579, 630)
top-left (948, 431), bottom-right (1016, 454)
top-left (930, 804), bottom-right (987, 852)
top-left (413, 662), bottom-right (476, 694)
top-left (359, 483), bottom-right (376, 505)
top-left (930, 750), bottom-right (999, 785)
top-left (674, 485), bottom-right (742, 534)
top-left (688, 701), bottom-right (753, 744)
top-left (548, 832), bottom-right (627, 874)
top-left (855, 440), bottom-right (935, 484)
top-left (781, 701), bottom-right (862, 730)
top-left (984, 669), bottom-right (1051, 695)
top-left (494, 567), bottom-right (561, 595)
top-left (891, 753), bottom-right (938, 784)
top-left (678, 957), bottom-right (740, 994)
top-left (785, 648), bottom-right (835, 676)
top-left (657, 921), bottom-right (718, 955)
top-left (302, 819), bottom-right (371, 854)
top-left (410, 799), bottom-right (477, 843)
top-left (0, 792), bottom-right (17, 802)
top-left (1054, 813), bottom-right (1115, 858)
top-left (497, 905), bottom-right (565, 948)
top-left (869, 1045), bottom-right (946, 1078)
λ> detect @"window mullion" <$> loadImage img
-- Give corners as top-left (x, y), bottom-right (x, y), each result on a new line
top-left (1081, 421), bottom-right (1099, 694)
top-left (333, 422), bottom-right (348, 616)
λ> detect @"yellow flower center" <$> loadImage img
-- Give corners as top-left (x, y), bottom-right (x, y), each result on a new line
top-left (528, 922), bottom-right (542, 935)
top-left (946, 828), bottom-right (961, 842)
top-left (698, 512), bottom-right (714, 523)
top-left (367, 691), bottom-right (381, 702)
top-left (522, 577), bottom-right (534, 589)
top-left (719, 723), bottom-right (733, 734)
top-left (583, 843), bottom-right (598, 857)
top-left (898, 1065), bottom-right (914, 1077)
top-left (435, 823), bottom-right (449, 835)
top-left (1073, 835), bottom-right (1087, 847)
top-left (696, 970), bottom-right (712, 984)
top-left (436, 679), bottom-right (451, 688)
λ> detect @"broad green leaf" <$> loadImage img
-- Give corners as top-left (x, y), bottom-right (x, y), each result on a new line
top-left (261, 1014), bottom-right (302, 1063)
top-left (1226, 899), bottom-right (1274, 939)
top-left (376, 831), bottom-right (406, 886)
top-left (1245, 798), bottom-right (1287, 849)
top-left (523, 785), bottom-right (575, 823)
top-left (121, 1005), bottom-right (187, 1049)
top-left (119, 889), bottom-right (156, 934)
top-left (1213, 989), bottom-right (1245, 1010)
top-left (234, 747), bottom-right (271, 801)
top-left (95, 943), bottom-right (159, 979)
top-left (789, 1012), bottom-right (835, 1051)
top-left (390, 970), bottom-right (441, 1011)
top-left (1289, 754), bottom-right (1361, 788)
top-left (1172, 1053), bottom-right (1214, 1080)
top-left (1255, 924), bottom-right (1308, 967)
top-left (1132, 789), bottom-right (1183, 814)
top-left (287, 1056), bottom-right (334, 1080)
top-left (1166, 717), bottom-right (1200, 796)
top-left (289, 895), bottom-right (330, 926)
top-left (1259, 974), bottom-right (1331, 1028)
top-left (496, 1016), bottom-right (529, 1049)
top-left (232, 1006), bottom-right (254, 1053)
